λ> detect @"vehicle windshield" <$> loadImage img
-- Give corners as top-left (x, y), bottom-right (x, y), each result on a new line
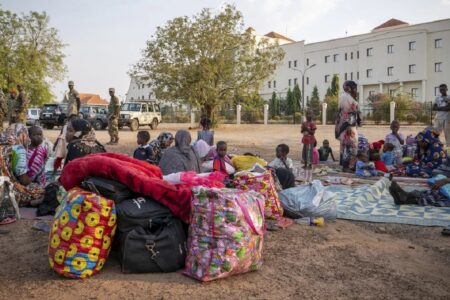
top-left (121, 103), bottom-right (141, 111)
top-left (42, 105), bottom-right (57, 112)
top-left (80, 107), bottom-right (90, 113)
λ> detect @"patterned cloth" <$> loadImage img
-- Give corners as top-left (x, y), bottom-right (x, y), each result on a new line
top-left (301, 121), bottom-right (316, 145)
top-left (184, 187), bottom-right (265, 282)
top-left (48, 188), bottom-right (117, 279)
top-left (268, 157), bottom-right (293, 170)
top-left (355, 160), bottom-right (377, 177)
top-left (27, 145), bottom-right (48, 187)
top-left (148, 132), bottom-right (174, 165)
top-left (340, 127), bottom-right (358, 169)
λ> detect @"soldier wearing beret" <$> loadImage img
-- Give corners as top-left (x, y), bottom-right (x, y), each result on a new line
top-left (107, 87), bottom-right (120, 145)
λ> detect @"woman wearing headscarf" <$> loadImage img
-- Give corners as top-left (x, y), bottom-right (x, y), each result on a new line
top-left (148, 131), bottom-right (174, 165)
top-left (334, 80), bottom-right (361, 171)
top-left (159, 130), bottom-right (200, 175)
top-left (406, 127), bottom-right (447, 177)
top-left (64, 118), bottom-right (106, 166)
top-left (0, 123), bottom-right (44, 224)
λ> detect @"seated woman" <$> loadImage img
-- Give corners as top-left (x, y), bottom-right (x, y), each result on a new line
top-left (148, 132), bottom-right (174, 165)
top-left (64, 119), bottom-right (106, 167)
top-left (159, 130), bottom-right (200, 175)
top-left (0, 124), bottom-right (45, 224)
top-left (405, 127), bottom-right (447, 178)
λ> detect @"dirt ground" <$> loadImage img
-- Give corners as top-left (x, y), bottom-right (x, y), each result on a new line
top-left (1, 124), bottom-right (449, 299)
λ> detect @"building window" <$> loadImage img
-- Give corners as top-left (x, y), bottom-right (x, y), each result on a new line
top-left (351, 52), bottom-right (353, 59)
top-left (409, 41), bottom-right (416, 50)
top-left (268, 81), bottom-right (271, 88)
top-left (350, 72), bottom-right (353, 80)
top-left (288, 79), bottom-right (291, 86)
top-left (344, 73), bottom-right (347, 80)
top-left (306, 58), bottom-right (309, 66)
top-left (387, 44), bottom-right (393, 54)
top-left (294, 60), bottom-right (297, 67)
top-left (288, 61), bottom-right (291, 68)
top-left (357, 51), bottom-right (359, 59)
top-left (142, 84), bottom-right (145, 88)
top-left (411, 88), bottom-right (418, 99)
top-left (325, 75), bottom-right (330, 83)
top-left (307, 96), bottom-right (309, 102)
top-left (333, 54), bottom-right (339, 62)
top-left (325, 55), bottom-right (330, 63)
top-left (366, 69), bottom-right (372, 78)
top-left (345, 53), bottom-right (348, 61)
top-left (409, 64), bottom-right (416, 74)
top-left (435, 86), bottom-right (440, 96)
top-left (435, 62), bottom-right (442, 72)
top-left (357, 72), bottom-right (359, 80)
top-left (306, 77), bottom-right (309, 85)
top-left (294, 78), bottom-right (298, 85)
top-left (387, 66), bottom-right (394, 76)
top-left (369, 91), bottom-right (375, 97)
top-left (366, 48), bottom-right (373, 56)
top-left (389, 89), bottom-right (395, 98)
top-left (435, 38), bottom-right (443, 48)
top-left (273, 80), bottom-right (276, 88)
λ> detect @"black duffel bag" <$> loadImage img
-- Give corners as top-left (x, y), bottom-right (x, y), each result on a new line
top-left (116, 197), bottom-right (187, 273)
top-left (81, 176), bottom-right (134, 203)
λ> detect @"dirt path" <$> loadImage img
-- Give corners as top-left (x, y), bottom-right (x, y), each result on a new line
top-left (1, 124), bottom-right (449, 299)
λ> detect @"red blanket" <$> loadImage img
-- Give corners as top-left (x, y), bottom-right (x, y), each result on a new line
top-left (60, 152), bottom-right (192, 222)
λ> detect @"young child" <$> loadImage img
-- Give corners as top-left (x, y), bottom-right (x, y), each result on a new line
top-left (355, 151), bottom-right (378, 177)
top-left (197, 117), bottom-right (214, 146)
top-left (385, 120), bottom-right (405, 165)
top-left (212, 141), bottom-right (235, 175)
top-left (27, 126), bottom-right (49, 187)
top-left (369, 149), bottom-right (389, 173)
top-left (268, 144), bottom-right (293, 171)
top-left (301, 110), bottom-right (316, 182)
top-left (133, 131), bottom-right (154, 164)
top-left (318, 139), bottom-right (336, 162)
top-left (381, 143), bottom-right (396, 170)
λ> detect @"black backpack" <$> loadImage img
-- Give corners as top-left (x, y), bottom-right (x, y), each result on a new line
top-left (81, 177), bottom-right (134, 203)
top-left (115, 197), bottom-right (187, 273)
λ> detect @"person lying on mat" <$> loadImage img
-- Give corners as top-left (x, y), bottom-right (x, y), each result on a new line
top-left (389, 177), bottom-right (450, 207)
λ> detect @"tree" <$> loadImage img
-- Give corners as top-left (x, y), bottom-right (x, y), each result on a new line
top-left (292, 83), bottom-right (301, 111)
top-left (330, 74), bottom-right (339, 97)
top-left (285, 88), bottom-right (294, 115)
top-left (131, 5), bottom-right (284, 119)
top-left (309, 85), bottom-right (321, 118)
top-left (269, 91), bottom-right (278, 118)
top-left (0, 9), bottom-right (66, 105)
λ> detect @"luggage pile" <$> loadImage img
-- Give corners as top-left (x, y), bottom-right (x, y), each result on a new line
top-left (49, 153), bottom-right (293, 281)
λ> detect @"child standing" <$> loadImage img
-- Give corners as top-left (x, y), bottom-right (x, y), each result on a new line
top-left (301, 110), bottom-right (317, 182)
top-left (381, 143), bottom-right (396, 170)
top-left (133, 131), bottom-right (154, 164)
top-left (212, 141), bottom-right (235, 175)
top-left (27, 126), bottom-right (49, 187)
top-left (318, 139), bottom-right (336, 162)
top-left (385, 120), bottom-right (405, 165)
top-left (197, 117), bottom-right (214, 146)
top-left (355, 151), bottom-right (378, 177)
top-left (268, 144), bottom-right (294, 171)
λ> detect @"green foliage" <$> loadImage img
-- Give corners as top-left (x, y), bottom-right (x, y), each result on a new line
top-left (292, 83), bottom-right (301, 112)
top-left (241, 94), bottom-right (264, 123)
top-left (325, 87), bottom-right (332, 97)
top-left (269, 91), bottom-right (278, 118)
top-left (325, 95), bottom-right (339, 124)
top-left (131, 5), bottom-right (284, 120)
top-left (0, 9), bottom-right (66, 105)
top-left (285, 88), bottom-right (294, 115)
top-left (330, 74), bottom-right (339, 97)
top-left (309, 85), bottom-right (321, 120)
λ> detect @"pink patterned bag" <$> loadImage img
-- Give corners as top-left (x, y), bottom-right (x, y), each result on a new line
top-left (233, 170), bottom-right (283, 220)
top-left (184, 187), bottom-right (265, 282)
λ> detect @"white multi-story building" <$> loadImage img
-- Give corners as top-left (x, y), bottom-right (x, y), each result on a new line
top-left (260, 18), bottom-right (450, 107)
top-left (126, 18), bottom-right (450, 108)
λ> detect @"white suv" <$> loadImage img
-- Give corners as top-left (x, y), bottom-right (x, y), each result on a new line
top-left (119, 101), bottom-right (162, 131)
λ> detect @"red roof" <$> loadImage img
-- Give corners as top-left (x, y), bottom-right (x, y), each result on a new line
top-left (264, 31), bottom-right (296, 43)
top-left (373, 18), bottom-right (408, 31)
top-left (79, 93), bottom-right (108, 105)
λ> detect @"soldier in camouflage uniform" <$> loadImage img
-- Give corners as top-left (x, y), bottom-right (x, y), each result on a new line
top-left (0, 89), bottom-right (7, 130)
top-left (15, 84), bottom-right (29, 124)
top-left (63, 80), bottom-right (80, 118)
top-left (7, 88), bottom-right (17, 124)
top-left (107, 88), bottom-right (120, 145)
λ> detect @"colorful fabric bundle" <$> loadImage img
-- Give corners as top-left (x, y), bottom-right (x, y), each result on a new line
top-left (48, 188), bottom-right (117, 279)
top-left (233, 170), bottom-right (283, 220)
top-left (184, 187), bottom-right (265, 281)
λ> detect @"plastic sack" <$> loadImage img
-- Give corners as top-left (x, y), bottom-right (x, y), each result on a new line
top-left (184, 186), bottom-right (265, 282)
top-left (233, 170), bottom-right (283, 220)
top-left (428, 174), bottom-right (450, 199)
top-left (279, 180), bottom-right (337, 221)
top-left (163, 171), bottom-right (226, 188)
top-left (48, 188), bottom-right (117, 279)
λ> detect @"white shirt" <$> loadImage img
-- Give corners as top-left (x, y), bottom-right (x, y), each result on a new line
top-left (434, 95), bottom-right (450, 120)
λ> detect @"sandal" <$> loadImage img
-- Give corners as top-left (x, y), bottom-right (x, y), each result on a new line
top-left (0, 217), bottom-right (17, 225)
top-left (441, 226), bottom-right (450, 236)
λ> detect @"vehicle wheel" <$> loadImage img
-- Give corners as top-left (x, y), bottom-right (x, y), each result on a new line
top-left (93, 120), bottom-right (103, 130)
top-left (130, 119), bottom-right (139, 131)
top-left (46, 124), bottom-right (54, 130)
top-left (150, 118), bottom-right (159, 130)
top-left (118, 125), bottom-right (123, 129)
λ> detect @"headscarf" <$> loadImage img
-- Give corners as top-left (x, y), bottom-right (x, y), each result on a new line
top-left (193, 139), bottom-right (210, 159)
top-left (175, 130), bottom-right (192, 157)
top-left (70, 119), bottom-right (97, 147)
top-left (157, 132), bottom-right (174, 148)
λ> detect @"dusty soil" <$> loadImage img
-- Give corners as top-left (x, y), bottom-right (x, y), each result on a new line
top-left (1, 124), bottom-right (449, 299)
